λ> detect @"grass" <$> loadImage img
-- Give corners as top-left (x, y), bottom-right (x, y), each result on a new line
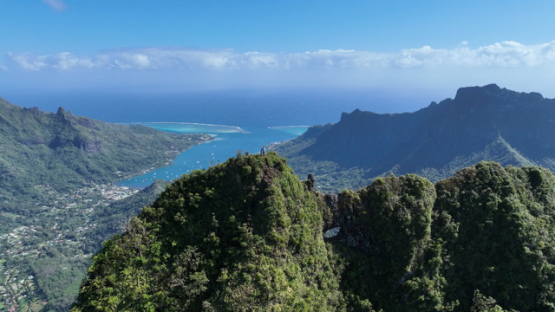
top-left (17, 298), bottom-right (27, 312)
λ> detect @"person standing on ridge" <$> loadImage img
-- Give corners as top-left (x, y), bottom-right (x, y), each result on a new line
top-left (260, 147), bottom-right (265, 155)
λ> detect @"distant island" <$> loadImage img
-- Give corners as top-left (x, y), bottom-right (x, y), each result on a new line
top-left (274, 84), bottom-right (555, 193)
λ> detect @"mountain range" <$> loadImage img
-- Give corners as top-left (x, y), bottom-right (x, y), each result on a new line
top-left (274, 84), bottom-right (555, 192)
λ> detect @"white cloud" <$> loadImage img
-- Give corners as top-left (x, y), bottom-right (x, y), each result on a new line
top-left (121, 53), bottom-right (151, 68)
top-left (7, 41), bottom-right (555, 72)
top-left (53, 52), bottom-right (95, 70)
top-left (42, 0), bottom-right (66, 12)
top-left (6, 52), bottom-right (47, 71)
top-left (4, 41), bottom-right (555, 96)
top-left (6, 52), bottom-right (97, 70)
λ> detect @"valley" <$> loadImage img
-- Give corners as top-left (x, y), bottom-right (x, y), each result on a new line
top-left (0, 98), bottom-right (211, 311)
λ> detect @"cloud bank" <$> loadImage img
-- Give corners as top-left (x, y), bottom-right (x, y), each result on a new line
top-left (3, 41), bottom-right (555, 96)
top-left (6, 41), bottom-right (555, 71)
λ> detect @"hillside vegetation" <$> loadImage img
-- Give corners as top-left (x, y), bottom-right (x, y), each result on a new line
top-left (274, 84), bottom-right (555, 193)
top-left (0, 97), bottom-right (209, 200)
top-left (73, 153), bottom-right (555, 312)
top-left (0, 97), bottom-right (209, 311)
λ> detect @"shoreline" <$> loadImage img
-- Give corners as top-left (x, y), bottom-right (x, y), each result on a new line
top-left (116, 133), bottom-right (214, 188)
top-left (117, 125), bottom-right (308, 189)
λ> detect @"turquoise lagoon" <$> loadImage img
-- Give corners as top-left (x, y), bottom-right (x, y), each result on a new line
top-left (138, 122), bottom-right (248, 134)
top-left (117, 122), bottom-right (308, 188)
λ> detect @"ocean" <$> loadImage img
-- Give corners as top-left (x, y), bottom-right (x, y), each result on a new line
top-left (4, 89), bottom-right (426, 126)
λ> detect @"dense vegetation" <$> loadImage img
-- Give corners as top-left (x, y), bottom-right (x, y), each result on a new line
top-left (73, 152), bottom-right (344, 311)
top-left (274, 84), bottom-right (555, 193)
top-left (73, 153), bottom-right (555, 312)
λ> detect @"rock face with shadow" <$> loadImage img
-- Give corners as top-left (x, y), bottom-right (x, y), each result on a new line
top-left (275, 84), bottom-right (555, 193)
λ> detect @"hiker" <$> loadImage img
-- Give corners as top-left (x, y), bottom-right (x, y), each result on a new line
top-left (260, 147), bottom-right (265, 155)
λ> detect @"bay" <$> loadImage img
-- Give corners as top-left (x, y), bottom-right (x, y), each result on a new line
top-left (116, 123), bottom-right (308, 188)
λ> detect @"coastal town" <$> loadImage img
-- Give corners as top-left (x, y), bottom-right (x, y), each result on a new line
top-left (0, 183), bottom-right (140, 311)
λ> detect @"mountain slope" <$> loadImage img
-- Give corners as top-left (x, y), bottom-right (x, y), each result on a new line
top-left (72, 154), bottom-right (555, 312)
top-left (274, 84), bottom-right (555, 192)
top-left (432, 162), bottom-right (555, 311)
top-left (0, 97), bottom-right (209, 209)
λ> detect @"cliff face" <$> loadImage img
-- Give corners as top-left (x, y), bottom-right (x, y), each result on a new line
top-left (47, 108), bottom-right (103, 153)
top-left (274, 84), bottom-right (555, 192)
top-left (73, 154), bottom-right (555, 312)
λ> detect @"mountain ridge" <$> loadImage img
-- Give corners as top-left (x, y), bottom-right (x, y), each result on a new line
top-left (274, 84), bottom-right (555, 192)
top-left (0, 96), bottom-right (210, 197)
top-left (72, 153), bottom-right (555, 312)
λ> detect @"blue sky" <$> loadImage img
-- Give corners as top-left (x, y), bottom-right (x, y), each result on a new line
top-left (2, 0), bottom-right (555, 102)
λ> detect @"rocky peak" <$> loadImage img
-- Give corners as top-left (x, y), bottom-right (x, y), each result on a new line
top-left (56, 106), bottom-right (66, 115)
top-left (454, 83), bottom-right (544, 105)
top-left (454, 84), bottom-right (501, 100)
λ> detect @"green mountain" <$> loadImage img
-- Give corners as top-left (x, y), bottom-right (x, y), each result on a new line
top-left (72, 153), bottom-right (555, 312)
top-left (273, 84), bottom-right (555, 193)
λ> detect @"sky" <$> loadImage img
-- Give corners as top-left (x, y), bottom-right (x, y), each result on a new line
top-left (2, 0), bottom-right (555, 107)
